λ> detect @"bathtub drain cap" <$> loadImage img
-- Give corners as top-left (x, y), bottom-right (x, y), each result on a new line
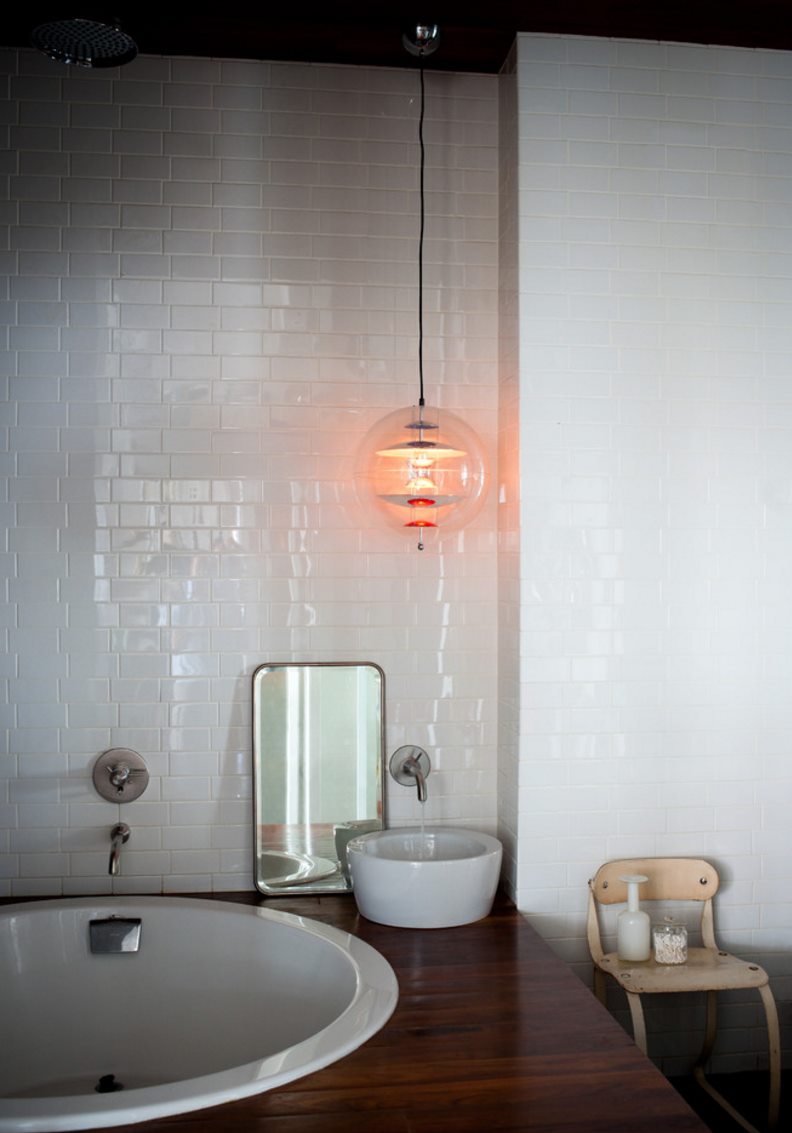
top-left (95, 1074), bottom-right (124, 1093)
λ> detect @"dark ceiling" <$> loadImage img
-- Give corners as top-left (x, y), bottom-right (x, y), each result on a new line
top-left (7, 3), bottom-right (792, 73)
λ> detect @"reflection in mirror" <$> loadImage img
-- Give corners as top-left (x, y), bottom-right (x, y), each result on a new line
top-left (253, 662), bottom-right (385, 894)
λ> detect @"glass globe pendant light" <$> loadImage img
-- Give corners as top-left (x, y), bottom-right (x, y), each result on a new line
top-left (354, 25), bottom-right (489, 550)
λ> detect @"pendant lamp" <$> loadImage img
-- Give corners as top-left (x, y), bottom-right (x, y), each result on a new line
top-left (355, 25), bottom-right (489, 551)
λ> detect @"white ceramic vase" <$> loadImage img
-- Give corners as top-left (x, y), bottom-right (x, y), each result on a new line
top-left (617, 873), bottom-right (651, 961)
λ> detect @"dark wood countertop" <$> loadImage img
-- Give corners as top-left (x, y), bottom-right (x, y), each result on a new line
top-left (99, 889), bottom-right (708, 1133)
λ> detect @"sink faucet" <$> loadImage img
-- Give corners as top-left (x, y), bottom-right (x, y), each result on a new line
top-left (109, 822), bottom-right (130, 876)
top-left (389, 746), bottom-right (432, 804)
top-left (402, 754), bottom-right (429, 803)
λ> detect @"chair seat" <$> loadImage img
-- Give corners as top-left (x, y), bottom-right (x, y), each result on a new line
top-left (598, 946), bottom-right (770, 995)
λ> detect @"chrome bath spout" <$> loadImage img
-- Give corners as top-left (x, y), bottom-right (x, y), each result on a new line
top-left (109, 822), bottom-right (130, 876)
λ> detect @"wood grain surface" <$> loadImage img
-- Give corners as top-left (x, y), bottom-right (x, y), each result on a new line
top-left (94, 890), bottom-right (708, 1133)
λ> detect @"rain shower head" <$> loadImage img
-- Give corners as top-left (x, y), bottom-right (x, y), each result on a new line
top-left (31, 16), bottom-right (137, 67)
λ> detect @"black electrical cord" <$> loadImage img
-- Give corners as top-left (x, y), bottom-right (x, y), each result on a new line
top-left (418, 60), bottom-right (426, 408)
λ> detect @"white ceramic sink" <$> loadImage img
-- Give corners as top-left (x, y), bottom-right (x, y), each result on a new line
top-left (347, 826), bottom-right (502, 929)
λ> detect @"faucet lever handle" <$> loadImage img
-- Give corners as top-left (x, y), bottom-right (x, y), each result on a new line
top-left (109, 763), bottom-right (131, 793)
top-left (92, 748), bottom-right (150, 802)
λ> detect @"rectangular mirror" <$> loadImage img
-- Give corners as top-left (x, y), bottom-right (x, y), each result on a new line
top-left (252, 662), bottom-right (385, 895)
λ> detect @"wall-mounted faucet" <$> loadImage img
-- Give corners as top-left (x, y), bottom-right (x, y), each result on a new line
top-left (389, 745), bottom-right (431, 803)
top-left (92, 749), bottom-right (148, 877)
top-left (109, 823), bottom-right (130, 876)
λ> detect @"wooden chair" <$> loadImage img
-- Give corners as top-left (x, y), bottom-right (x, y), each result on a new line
top-left (587, 858), bottom-right (780, 1133)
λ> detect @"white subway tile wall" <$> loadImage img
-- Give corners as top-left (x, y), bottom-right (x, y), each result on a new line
top-left (1, 49), bottom-right (499, 897)
top-left (5, 30), bottom-right (792, 1075)
top-left (515, 34), bottom-right (792, 1074)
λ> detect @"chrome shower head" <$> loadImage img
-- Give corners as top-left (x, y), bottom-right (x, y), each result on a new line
top-left (31, 17), bottom-right (138, 68)
top-left (402, 24), bottom-right (440, 58)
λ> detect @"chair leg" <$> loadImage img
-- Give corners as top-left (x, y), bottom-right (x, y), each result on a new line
top-left (593, 967), bottom-right (607, 1006)
top-left (697, 988), bottom-right (718, 1071)
top-left (692, 990), bottom-right (775, 1133)
top-left (758, 983), bottom-right (781, 1130)
top-left (625, 991), bottom-right (648, 1055)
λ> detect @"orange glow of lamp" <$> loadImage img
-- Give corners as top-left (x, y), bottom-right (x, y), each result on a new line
top-left (356, 403), bottom-right (487, 550)
top-left (354, 26), bottom-right (488, 550)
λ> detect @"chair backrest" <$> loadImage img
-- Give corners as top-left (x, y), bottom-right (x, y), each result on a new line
top-left (587, 857), bottom-right (720, 961)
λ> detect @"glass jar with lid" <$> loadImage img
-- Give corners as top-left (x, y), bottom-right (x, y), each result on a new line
top-left (652, 918), bottom-right (688, 964)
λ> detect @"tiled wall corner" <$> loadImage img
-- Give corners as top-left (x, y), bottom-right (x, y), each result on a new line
top-left (0, 50), bottom-right (499, 896)
top-left (514, 32), bottom-right (792, 1074)
top-left (497, 46), bottom-right (520, 896)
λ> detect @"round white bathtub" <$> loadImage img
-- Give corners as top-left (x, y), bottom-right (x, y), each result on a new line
top-left (0, 896), bottom-right (398, 1132)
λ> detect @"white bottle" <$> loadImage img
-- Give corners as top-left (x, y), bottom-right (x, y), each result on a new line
top-left (617, 874), bottom-right (651, 962)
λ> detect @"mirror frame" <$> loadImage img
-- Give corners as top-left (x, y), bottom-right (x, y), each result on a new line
top-left (252, 661), bottom-right (386, 895)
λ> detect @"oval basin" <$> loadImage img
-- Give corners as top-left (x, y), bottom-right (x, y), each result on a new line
top-left (347, 826), bottom-right (502, 929)
top-left (0, 896), bottom-right (398, 1132)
